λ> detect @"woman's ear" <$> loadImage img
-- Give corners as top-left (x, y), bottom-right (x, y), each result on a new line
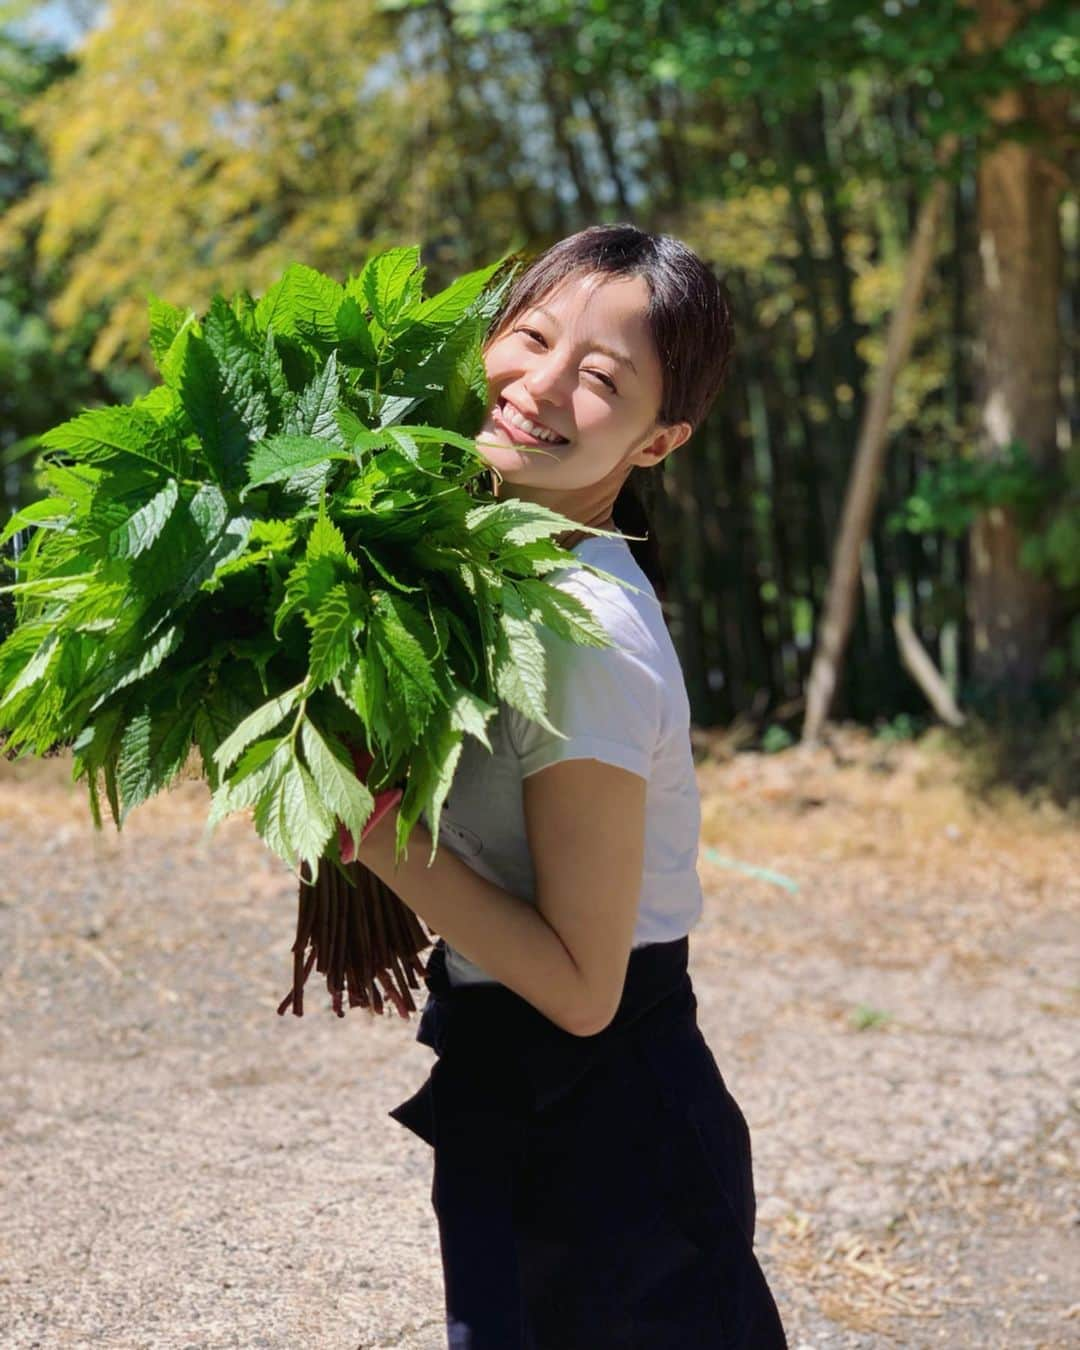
top-left (633, 420), bottom-right (693, 466)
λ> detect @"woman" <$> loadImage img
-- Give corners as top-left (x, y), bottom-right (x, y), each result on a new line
top-left (346, 224), bottom-right (789, 1349)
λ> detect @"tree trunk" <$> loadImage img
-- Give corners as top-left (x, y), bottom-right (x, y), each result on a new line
top-left (965, 0), bottom-right (1068, 696)
top-left (803, 136), bottom-right (958, 743)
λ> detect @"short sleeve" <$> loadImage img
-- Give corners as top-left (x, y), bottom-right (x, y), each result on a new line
top-left (506, 617), bottom-right (663, 782)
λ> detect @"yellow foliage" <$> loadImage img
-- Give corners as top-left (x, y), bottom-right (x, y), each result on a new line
top-left (0, 0), bottom-right (461, 371)
top-left (679, 185), bottom-right (797, 277)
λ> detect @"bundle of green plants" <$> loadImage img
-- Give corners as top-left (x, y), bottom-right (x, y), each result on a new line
top-left (0, 247), bottom-right (638, 1019)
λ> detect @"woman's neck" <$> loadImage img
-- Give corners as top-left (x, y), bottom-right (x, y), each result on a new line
top-left (489, 472), bottom-right (618, 552)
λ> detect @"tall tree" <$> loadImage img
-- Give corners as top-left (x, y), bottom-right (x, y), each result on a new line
top-left (964, 0), bottom-right (1072, 699)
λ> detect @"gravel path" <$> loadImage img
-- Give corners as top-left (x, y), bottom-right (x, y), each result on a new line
top-left (1, 730), bottom-right (1076, 1348)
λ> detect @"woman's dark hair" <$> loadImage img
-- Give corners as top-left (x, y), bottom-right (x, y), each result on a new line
top-left (483, 223), bottom-right (735, 607)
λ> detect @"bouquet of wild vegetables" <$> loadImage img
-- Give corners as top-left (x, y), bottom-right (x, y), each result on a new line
top-left (0, 247), bottom-right (638, 1019)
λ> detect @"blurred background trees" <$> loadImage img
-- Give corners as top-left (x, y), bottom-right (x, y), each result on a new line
top-left (1, 0), bottom-right (1076, 771)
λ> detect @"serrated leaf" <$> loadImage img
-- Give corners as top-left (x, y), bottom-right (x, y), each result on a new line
top-left (253, 755), bottom-right (334, 874)
top-left (300, 719), bottom-right (375, 848)
top-left (285, 351), bottom-right (343, 443)
top-left (38, 406), bottom-right (187, 477)
top-left (177, 328), bottom-right (258, 490)
top-left (493, 597), bottom-right (564, 739)
top-left (212, 681), bottom-right (304, 775)
top-left (412, 259), bottom-right (504, 327)
top-left (88, 623), bottom-right (184, 713)
top-left (107, 477), bottom-right (180, 560)
top-left (308, 583), bottom-right (354, 688)
top-left (203, 295), bottom-right (270, 442)
top-left (255, 263), bottom-right (345, 345)
top-left (511, 577), bottom-right (612, 647)
top-left (117, 707), bottom-right (153, 824)
top-left (369, 590), bottom-right (443, 737)
top-left (147, 293), bottom-right (189, 366)
top-left (334, 295), bottom-right (378, 363)
top-left (207, 734), bottom-right (293, 829)
top-left (305, 497), bottom-right (349, 564)
top-left (261, 326), bottom-right (289, 408)
top-left (273, 554), bottom-right (338, 638)
top-left (0, 495), bottom-right (74, 552)
top-left (0, 627), bottom-right (61, 711)
top-left (242, 433), bottom-right (350, 495)
top-left (354, 246), bottom-right (423, 333)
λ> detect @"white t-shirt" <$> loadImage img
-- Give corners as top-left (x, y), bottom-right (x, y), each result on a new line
top-left (420, 532), bottom-right (704, 987)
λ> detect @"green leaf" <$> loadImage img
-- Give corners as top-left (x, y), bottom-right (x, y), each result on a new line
top-left (116, 707), bottom-right (153, 824)
top-left (38, 406), bottom-right (187, 477)
top-left (512, 577), bottom-right (612, 647)
top-left (334, 295), bottom-right (378, 363)
top-left (308, 583), bottom-right (355, 688)
top-left (300, 718), bottom-right (375, 849)
top-left (0, 496), bottom-right (75, 551)
top-left (106, 477), bottom-right (181, 560)
top-left (88, 623), bottom-right (185, 713)
top-left (253, 753), bottom-right (334, 874)
top-left (146, 293), bottom-right (190, 367)
top-left (129, 483), bottom-right (231, 602)
top-left (284, 350), bottom-right (343, 442)
top-left (212, 681), bottom-right (304, 775)
top-left (0, 627), bottom-right (61, 712)
top-left (242, 433), bottom-right (351, 494)
top-left (206, 734), bottom-right (293, 830)
top-left (260, 326), bottom-right (290, 408)
top-left (367, 589), bottom-right (444, 744)
top-left (193, 681), bottom-right (263, 794)
top-left (493, 587), bottom-right (565, 739)
top-left (354, 246), bottom-right (424, 333)
top-left (412, 259), bottom-right (504, 327)
top-left (255, 263), bottom-right (345, 345)
top-left (305, 497), bottom-right (350, 564)
top-left (177, 326), bottom-right (258, 490)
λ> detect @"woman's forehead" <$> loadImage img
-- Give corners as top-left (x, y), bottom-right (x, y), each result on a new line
top-left (535, 270), bottom-right (649, 323)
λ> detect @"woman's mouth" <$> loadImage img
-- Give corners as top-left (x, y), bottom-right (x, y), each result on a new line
top-left (492, 399), bottom-right (570, 448)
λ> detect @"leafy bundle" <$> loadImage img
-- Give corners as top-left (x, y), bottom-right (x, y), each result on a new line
top-left (0, 247), bottom-right (638, 1016)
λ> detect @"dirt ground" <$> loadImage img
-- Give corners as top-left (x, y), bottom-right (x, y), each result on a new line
top-left (1, 725), bottom-right (1077, 1349)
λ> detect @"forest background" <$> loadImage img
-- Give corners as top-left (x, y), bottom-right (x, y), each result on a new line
top-left (0, 0), bottom-right (1077, 782)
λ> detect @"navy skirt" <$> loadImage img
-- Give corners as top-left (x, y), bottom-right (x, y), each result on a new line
top-left (388, 936), bottom-right (789, 1349)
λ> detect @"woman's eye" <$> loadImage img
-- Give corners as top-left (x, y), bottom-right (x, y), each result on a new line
top-left (516, 329), bottom-right (617, 393)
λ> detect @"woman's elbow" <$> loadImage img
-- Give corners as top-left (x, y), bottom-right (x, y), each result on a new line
top-left (562, 991), bottom-right (620, 1039)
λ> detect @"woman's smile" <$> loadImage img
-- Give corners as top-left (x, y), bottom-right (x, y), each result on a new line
top-left (492, 398), bottom-right (570, 447)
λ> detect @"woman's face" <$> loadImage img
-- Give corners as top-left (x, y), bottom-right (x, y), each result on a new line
top-left (474, 271), bottom-right (691, 516)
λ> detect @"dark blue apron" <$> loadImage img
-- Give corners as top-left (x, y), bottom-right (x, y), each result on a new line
top-left (389, 936), bottom-right (789, 1349)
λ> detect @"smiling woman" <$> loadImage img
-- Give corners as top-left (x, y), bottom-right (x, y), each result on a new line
top-left (363, 223), bottom-right (789, 1348)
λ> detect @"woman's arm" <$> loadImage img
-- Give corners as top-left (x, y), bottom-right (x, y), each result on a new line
top-left (351, 757), bottom-right (647, 1036)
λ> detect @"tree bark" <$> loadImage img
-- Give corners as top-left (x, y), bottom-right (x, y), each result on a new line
top-left (964, 0), bottom-right (1068, 696)
top-left (803, 136), bottom-right (958, 743)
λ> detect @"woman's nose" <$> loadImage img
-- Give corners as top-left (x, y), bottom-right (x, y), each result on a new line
top-left (523, 356), bottom-right (572, 404)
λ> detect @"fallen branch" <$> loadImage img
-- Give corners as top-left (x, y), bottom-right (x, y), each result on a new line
top-left (892, 610), bottom-right (965, 728)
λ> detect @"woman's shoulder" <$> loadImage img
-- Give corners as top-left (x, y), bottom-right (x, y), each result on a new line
top-left (553, 535), bottom-right (667, 660)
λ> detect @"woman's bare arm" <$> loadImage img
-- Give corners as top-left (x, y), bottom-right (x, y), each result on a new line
top-left (352, 757), bottom-right (647, 1035)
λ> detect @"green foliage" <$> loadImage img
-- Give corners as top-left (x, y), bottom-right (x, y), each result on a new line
top-left (849, 1003), bottom-right (891, 1032)
top-left (888, 442), bottom-right (1080, 676)
top-left (761, 723), bottom-right (794, 754)
top-left (418, 0), bottom-right (1078, 165)
top-left (873, 712), bottom-right (925, 743)
top-left (885, 440), bottom-right (1055, 539)
top-left (0, 248), bottom-right (644, 882)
